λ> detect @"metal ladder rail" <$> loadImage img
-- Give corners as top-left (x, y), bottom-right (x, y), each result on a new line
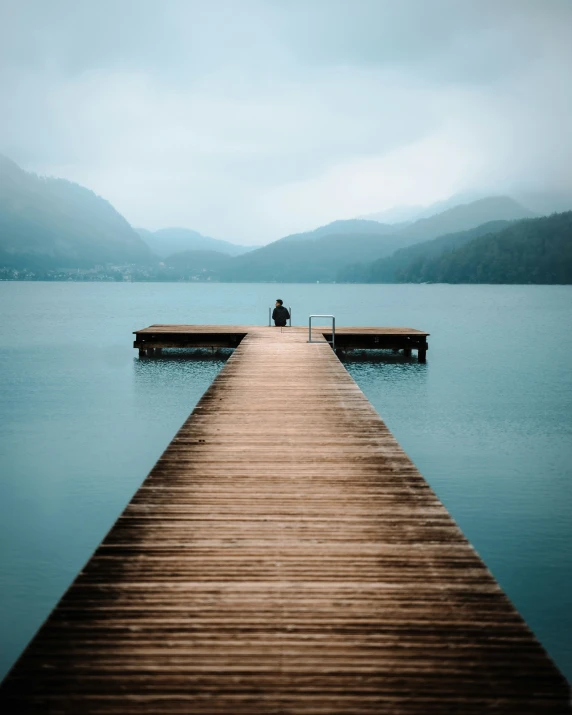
top-left (308, 315), bottom-right (335, 351)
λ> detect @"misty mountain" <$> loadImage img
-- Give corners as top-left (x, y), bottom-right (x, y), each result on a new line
top-left (513, 191), bottom-right (572, 217)
top-left (387, 196), bottom-right (534, 244)
top-left (137, 227), bottom-right (255, 258)
top-left (361, 193), bottom-right (532, 226)
top-left (359, 205), bottom-right (424, 224)
top-left (361, 192), bottom-right (490, 224)
top-left (276, 219), bottom-right (397, 243)
top-left (215, 197), bottom-right (535, 282)
top-left (0, 155), bottom-right (153, 269)
top-left (394, 211), bottom-right (572, 284)
top-left (414, 192), bottom-right (493, 219)
top-left (224, 220), bottom-right (406, 282)
top-left (360, 205), bottom-right (424, 224)
top-left (339, 220), bottom-right (512, 283)
top-left (0, 158), bottom-right (550, 284)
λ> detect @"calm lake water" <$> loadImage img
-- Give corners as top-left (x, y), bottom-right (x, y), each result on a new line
top-left (1, 282), bottom-right (571, 683)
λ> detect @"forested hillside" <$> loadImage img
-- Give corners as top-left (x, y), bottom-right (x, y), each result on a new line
top-left (339, 220), bottom-right (511, 283)
top-left (397, 212), bottom-right (572, 284)
top-left (0, 155), bottom-right (153, 269)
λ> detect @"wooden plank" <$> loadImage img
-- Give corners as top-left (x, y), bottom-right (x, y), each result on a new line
top-left (0, 327), bottom-right (569, 713)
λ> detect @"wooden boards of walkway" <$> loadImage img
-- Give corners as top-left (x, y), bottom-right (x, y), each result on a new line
top-left (0, 327), bottom-right (570, 713)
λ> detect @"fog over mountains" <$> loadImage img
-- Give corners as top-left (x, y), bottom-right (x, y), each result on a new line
top-left (0, 155), bottom-right (153, 269)
top-left (1, 155), bottom-right (571, 284)
top-left (136, 227), bottom-right (255, 258)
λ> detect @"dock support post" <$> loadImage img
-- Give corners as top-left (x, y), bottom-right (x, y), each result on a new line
top-left (418, 348), bottom-right (426, 362)
top-left (138, 348), bottom-right (146, 358)
top-left (403, 348), bottom-right (412, 357)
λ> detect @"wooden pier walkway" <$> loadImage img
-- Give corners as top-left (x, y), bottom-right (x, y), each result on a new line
top-left (132, 324), bottom-right (430, 360)
top-left (0, 327), bottom-right (570, 713)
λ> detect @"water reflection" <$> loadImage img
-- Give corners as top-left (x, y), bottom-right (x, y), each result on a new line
top-left (340, 348), bottom-right (429, 367)
top-left (133, 349), bottom-right (232, 382)
top-left (136, 347), bottom-right (235, 362)
top-left (132, 349), bottom-right (230, 405)
top-left (341, 350), bottom-right (428, 395)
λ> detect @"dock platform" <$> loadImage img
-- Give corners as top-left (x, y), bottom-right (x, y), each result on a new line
top-left (133, 324), bottom-right (430, 360)
top-left (0, 326), bottom-right (570, 713)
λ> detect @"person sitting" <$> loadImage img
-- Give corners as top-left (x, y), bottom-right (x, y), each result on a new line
top-left (272, 299), bottom-right (290, 327)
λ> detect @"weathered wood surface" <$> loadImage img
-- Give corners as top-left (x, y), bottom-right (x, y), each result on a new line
top-left (1, 328), bottom-right (569, 713)
top-left (134, 324), bottom-right (429, 336)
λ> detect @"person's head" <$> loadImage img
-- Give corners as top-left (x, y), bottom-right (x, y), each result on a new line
top-left (275, 299), bottom-right (283, 307)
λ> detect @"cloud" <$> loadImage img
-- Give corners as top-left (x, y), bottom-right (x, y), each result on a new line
top-left (1, 0), bottom-right (571, 243)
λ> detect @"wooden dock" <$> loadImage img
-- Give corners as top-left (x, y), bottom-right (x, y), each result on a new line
top-left (132, 324), bottom-right (430, 360)
top-left (0, 326), bottom-right (570, 713)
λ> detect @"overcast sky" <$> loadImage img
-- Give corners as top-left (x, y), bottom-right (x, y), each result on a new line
top-left (1, 0), bottom-right (571, 244)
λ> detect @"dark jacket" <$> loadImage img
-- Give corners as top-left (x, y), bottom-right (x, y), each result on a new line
top-left (272, 305), bottom-right (290, 326)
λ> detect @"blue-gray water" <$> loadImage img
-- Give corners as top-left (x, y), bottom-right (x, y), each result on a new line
top-left (0, 282), bottom-right (571, 683)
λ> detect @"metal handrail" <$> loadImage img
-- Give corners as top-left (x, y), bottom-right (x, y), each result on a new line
top-left (268, 306), bottom-right (292, 327)
top-left (308, 315), bottom-right (335, 350)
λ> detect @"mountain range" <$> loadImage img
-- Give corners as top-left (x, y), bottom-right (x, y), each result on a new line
top-left (219, 197), bottom-right (534, 282)
top-left (341, 212), bottom-right (572, 284)
top-left (360, 192), bottom-right (484, 224)
top-left (1, 154), bottom-right (570, 284)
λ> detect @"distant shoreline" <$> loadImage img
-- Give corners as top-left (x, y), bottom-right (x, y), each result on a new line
top-left (2, 277), bottom-right (571, 286)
